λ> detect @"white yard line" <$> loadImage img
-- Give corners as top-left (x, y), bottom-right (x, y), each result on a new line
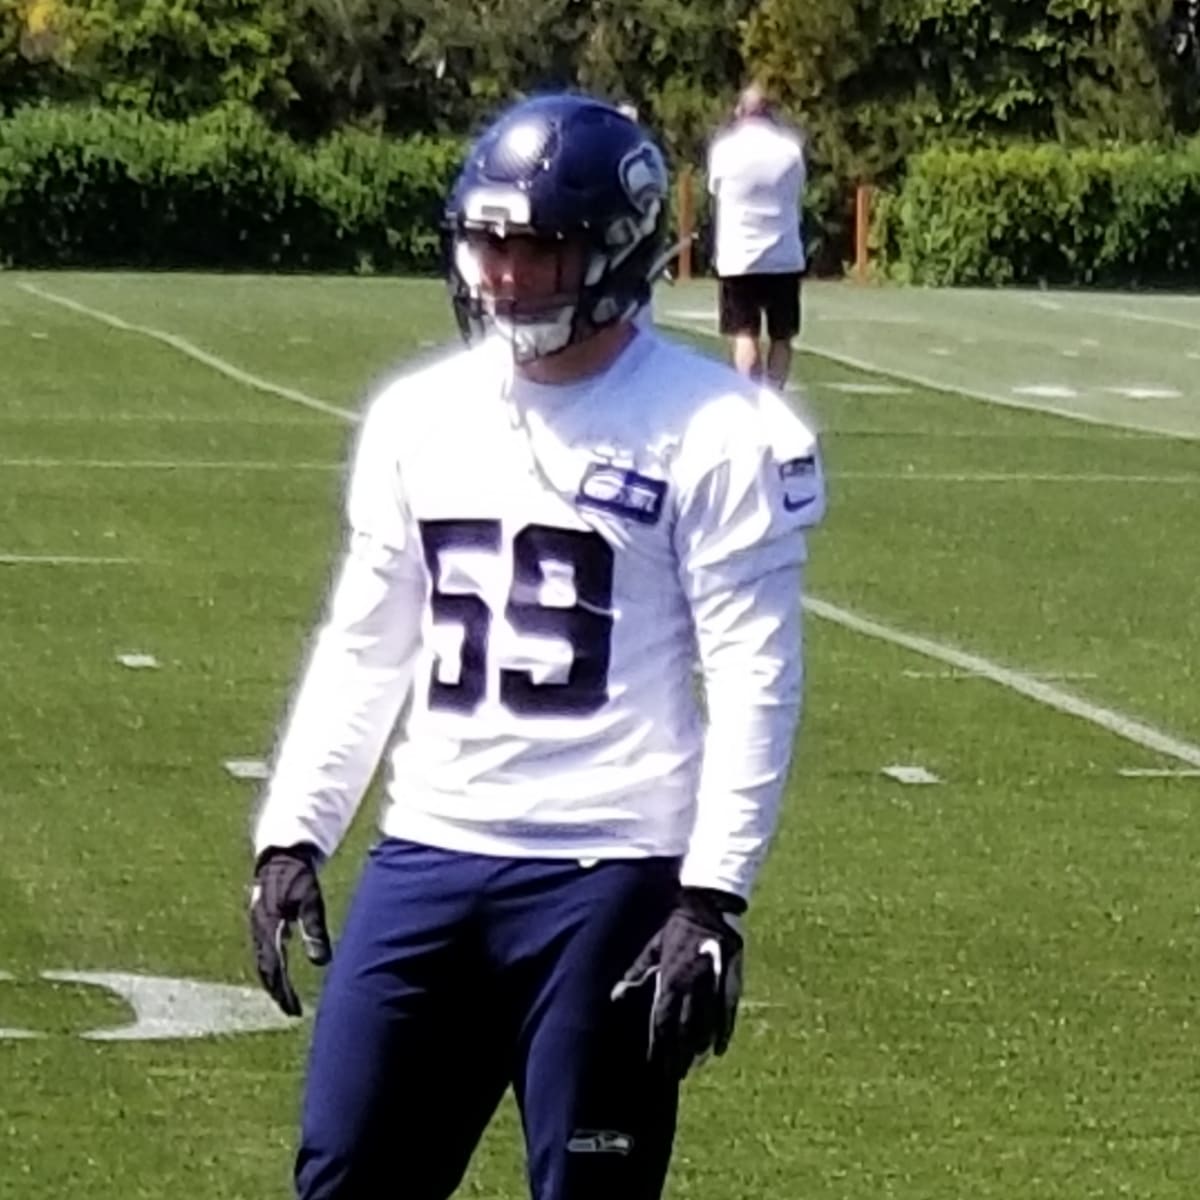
top-left (662, 308), bottom-right (1198, 440)
top-left (1117, 768), bottom-right (1200, 778)
top-left (0, 413), bottom-right (334, 426)
top-left (661, 311), bottom-right (1158, 436)
top-left (902, 668), bottom-right (1098, 681)
top-left (838, 471), bottom-right (1200, 484)
top-left (1013, 385), bottom-right (1078, 399)
top-left (18, 283), bottom-right (1198, 766)
top-left (0, 457), bottom-right (339, 472)
top-left (17, 283), bottom-right (357, 423)
top-left (806, 596), bottom-right (1200, 768)
top-left (0, 554), bottom-right (137, 565)
top-left (813, 381), bottom-right (912, 395)
top-left (1089, 306), bottom-right (1200, 335)
top-left (1104, 386), bottom-right (1182, 400)
top-left (1006, 292), bottom-right (1200, 335)
top-left (882, 764), bottom-right (942, 784)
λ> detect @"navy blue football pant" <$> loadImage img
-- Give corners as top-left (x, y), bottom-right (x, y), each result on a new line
top-left (295, 837), bottom-right (682, 1200)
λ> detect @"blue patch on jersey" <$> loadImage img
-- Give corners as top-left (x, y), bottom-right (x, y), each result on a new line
top-left (778, 454), bottom-right (817, 513)
top-left (778, 454), bottom-right (816, 481)
top-left (577, 463), bottom-right (666, 525)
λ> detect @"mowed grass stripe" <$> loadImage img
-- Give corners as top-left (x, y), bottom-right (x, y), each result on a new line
top-left (17, 274), bottom-right (1198, 772)
top-left (4, 274), bottom-right (1200, 1200)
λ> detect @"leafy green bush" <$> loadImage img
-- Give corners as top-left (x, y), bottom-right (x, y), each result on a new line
top-left (0, 104), bottom-right (465, 270)
top-left (883, 141), bottom-right (1200, 285)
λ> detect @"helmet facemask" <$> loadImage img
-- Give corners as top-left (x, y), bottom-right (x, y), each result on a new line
top-left (449, 213), bottom-right (660, 364)
top-left (451, 231), bottom-right (588, 363)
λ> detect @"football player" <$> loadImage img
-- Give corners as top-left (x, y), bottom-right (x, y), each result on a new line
top-left (249, 91), bottom-right (826, 1200)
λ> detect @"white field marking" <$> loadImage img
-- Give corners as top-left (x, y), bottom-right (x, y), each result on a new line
top-left (837, 470), bottom-right (1200, 484)
top-left (1117, 768), bottom-right (1200, 778)
top-left (40, 971), bottom-right (294, 1039)
top-left (817, 381), bottom-right (912, 395)
top-left (1061, 349), bottom-right (1080, 358)
top-left (882, 764), bottom-right (941, 784)
top-left (30, 331), bottom-right (49, 340)
top-left (1029, 298), bottom-right (1063, 311)
top-left (929, 346), bottom-right (953, 357)
top-left (18, 283), bottom-right (356, 422)
top-left (1104, 386), bottom-right (1182, 400)
top-left (0, 412), bottom-right (331, 426)
top-left (661, 312), bottom-right (1192, 438)
top-left (225, 758), bottom-right (270, 780)
top-left (117, 652), bottom-right (160, 669)
top-left (1081, 338), bottom-right (1101, 348)
top-left (662, 307), bottom-right (718, 321)
top-left (808, 313), bottom-right (920, 325)
top-left (0, 457), bottom-right (339, 472)
top-left (0, 554), bottom-right (137, 565)
top-left (805, 596), bottom-right (1200, 767)
top-left (1035, 299), bottom-right (1200, 335)
top-left (144, 1067), bottom-right (291, 1079)
top-left (1188, 351), bottom-right (1200, 361)
top-left (1109, 307), bottom-right (1200, 335)
top-left (1012, 384), bottom-right (1078, 399)
top-left (902, 668), bottom-right (1098, 681)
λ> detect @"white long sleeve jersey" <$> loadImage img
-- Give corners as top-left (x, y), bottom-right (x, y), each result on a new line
top-left (254, 330), bottom-right (825, 899)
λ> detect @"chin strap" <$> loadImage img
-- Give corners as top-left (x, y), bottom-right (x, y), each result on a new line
top-left (648, 233), bottom-right (697, 286)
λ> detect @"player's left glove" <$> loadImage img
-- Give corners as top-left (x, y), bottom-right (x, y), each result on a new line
top-left (612, 886), bottom-right (746, 1079)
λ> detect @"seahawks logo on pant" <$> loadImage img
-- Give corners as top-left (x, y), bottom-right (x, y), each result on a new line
top-left (566, 1129), bottom-right (635, 1155)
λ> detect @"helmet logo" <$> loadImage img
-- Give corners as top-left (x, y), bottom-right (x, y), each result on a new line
top-left (618, 144), bottom-right (665, 218)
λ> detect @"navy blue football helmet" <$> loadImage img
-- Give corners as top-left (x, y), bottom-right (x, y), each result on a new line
top-left (444, 92), bottom-right (668, 361)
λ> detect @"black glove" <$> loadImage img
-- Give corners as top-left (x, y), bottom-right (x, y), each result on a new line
top-left (249, 844), bottom-right (332, 1017)
top-left (612, 886), bottom-right (746, 1079)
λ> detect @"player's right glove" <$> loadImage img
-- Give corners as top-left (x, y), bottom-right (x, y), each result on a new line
top-left (612, 886), bottom-right (746, 1079)
top-left (249, 844), bottom-right (332, 1017)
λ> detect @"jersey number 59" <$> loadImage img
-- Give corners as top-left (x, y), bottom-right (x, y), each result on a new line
top-left (419, 520), bottom-right (615, 717)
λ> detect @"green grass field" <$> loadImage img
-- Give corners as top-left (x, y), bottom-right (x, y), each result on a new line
top-left (2, 273), bottom-right (1200, 1199)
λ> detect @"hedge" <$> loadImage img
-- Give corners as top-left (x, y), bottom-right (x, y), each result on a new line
top-left (0, 103), bottom-right (857, 279)
top-left (876, 140), bottom-right (1200, 287)
top-left (0, 104), bottom-right (464, 271)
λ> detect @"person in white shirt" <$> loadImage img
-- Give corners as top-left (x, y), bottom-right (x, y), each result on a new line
top-left (247, 92), bottom-right (825, 1200)
top-left (707, 83), bottom-right (807, 390)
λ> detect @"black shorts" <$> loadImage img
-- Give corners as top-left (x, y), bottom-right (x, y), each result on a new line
top-left (718, 271), bottom-right (802, 340)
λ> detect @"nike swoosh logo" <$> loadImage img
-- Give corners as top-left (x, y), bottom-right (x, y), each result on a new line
top-left (783, 494), bottom-right (816, 513)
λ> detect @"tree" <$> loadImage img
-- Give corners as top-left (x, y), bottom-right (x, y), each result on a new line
top-left (2, 0), bottom-right (296, 118)
top-left (574, 0), bottom-right (755, 163)
top-left (1, 0), bottom-right (91, 109)
top-left (282, 0), bottom-right (595, 137)
top-left (282, 0), bottom-right (442, 136)
top-left (740, 0), bottom-right (1187, 265)
top-left (744, 0), bottom-right (1184, 178)
top-left (1162, 0), bottom-right (1200, 132)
